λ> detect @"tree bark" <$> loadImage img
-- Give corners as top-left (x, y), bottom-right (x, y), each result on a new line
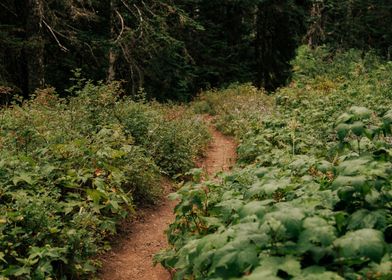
top-left (107, 0), bottom-right (117, 82)
top-left (254, 0), bottom-right (294, 91)
top-left (107, 48), bottom-right (116, 82)
top-left (255, 2), bottom-right (270, 89)
top-left (26, 0), bottom-right (45, 93)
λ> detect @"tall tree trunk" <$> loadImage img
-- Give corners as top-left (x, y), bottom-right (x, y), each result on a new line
top-left (107, 0), bottom-right (117, 82)
top-left (107, 49), bottom-right (116, 82)
top-left (255, 2), bottom-right (270, 89)
top-left (254, 0), bottom-right (295, 91)
top-left (26, 0), bottom-right (45, 93)
top-left (306, 1), bottom-right (324, 48)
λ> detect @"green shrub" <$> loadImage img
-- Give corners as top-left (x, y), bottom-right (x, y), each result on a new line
top-left (0, 80), bottom-right (209, 279)
top-left (192, 83), bottom-right (272, 138)
top-left (115, 101), bottom-right (210, 176)
top-left (157, 47), bottom-right (392, 279)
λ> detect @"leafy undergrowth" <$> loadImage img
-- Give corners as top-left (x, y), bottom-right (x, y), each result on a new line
top-left (156, 46), bottom-right (392, 279)
top-left (0, 81), bottom-right (210, 279)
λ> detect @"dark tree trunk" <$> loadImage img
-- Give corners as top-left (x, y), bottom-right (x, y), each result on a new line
top-left (25, 0), bottom-right (45, 93)
top-left (255, 2), bottom-right (271, 90)
top-left (306, 1), bottom-right (326, 48)
top-left (107, 0), bottom-right (117, 82)
top-left (254, 0), bottom-right (297, 91)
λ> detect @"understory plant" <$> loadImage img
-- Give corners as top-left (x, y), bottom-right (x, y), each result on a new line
top-left (156, 46), bottom-right (392, 280)
top-left (0, 80), bottom-right (209, 279)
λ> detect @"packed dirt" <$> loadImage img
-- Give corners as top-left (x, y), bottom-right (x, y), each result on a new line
top-left (99, 117), bottom-right (237, 280)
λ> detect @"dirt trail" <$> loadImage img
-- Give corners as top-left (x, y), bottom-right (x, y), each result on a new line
top-left (198, 116), bottom-right (237, 175)
top-left (99, 117), bottom-right (237, 280)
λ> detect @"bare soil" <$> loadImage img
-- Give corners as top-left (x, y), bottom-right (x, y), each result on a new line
top-left (99, 117), bottom-right (237, 280)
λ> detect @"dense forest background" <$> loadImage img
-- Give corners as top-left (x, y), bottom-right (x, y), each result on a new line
top-left (0, 0), bottom-right (391, 101)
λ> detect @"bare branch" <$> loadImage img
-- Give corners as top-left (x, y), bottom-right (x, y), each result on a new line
top-left (133, 4), bottom-right (144, 39)
top-left (84, 42), bottom-right (99, 65)
top-left (119, 0), bottom-right (133, 14)
top-left (42, 19), bottom-right (69, 52)
top-left (0, 2), bottom-right (17, 17)
top-left (114, 10), bottom-right (125, 43)
top-left (119, 0), bottom-right (145, 37)
top-left (141, 1), bottom-right (157, 17)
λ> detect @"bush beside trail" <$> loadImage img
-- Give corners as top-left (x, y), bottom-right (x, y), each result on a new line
top-left (156, 46), bottom-right (392, 280)
top-left (0, 81), bottom-right (210, 279)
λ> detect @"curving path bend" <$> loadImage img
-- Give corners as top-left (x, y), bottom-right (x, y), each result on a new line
top-left (99, 117), bottom-right (237, 280)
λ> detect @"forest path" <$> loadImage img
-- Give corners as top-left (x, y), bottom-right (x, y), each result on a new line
top-left (99, 116), bottom-right (237, 280)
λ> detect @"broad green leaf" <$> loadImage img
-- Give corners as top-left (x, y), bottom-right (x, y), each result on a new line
top-left (279, 257), bottom-right (301, 277)
top-left (253, 256), bottom-right (301, 278)
top-left (335, 123), bottom-right (350, 140)
top-left (12, 173), bottom-right (34, 185)
top-left (215, 199), bottom-right (244, 218)
top-left (93, 177), bottom-right (106, 190)
top-left (293, 266), bottom-right (344, 280)
top-left (364, 126), bottom-right (378, 140)
top-left (263, 204), bottom-right (304, 238)
top-left (209, 233), bottom-right (259, 277)
top-left (316, 160), bottom-right (333, 173)
top-left (382, 109), bottom-right (392, 125)
top-left (86, 189), bottom-right (106, 204)
top-left (349, 106), bottom-right (372, 119)
top-left (350, 121), bottom-right (365, 136)
top-left (3, 266), bottom-right (31, 277)
top-left (347, 209), bottom-right (387, 231)
top-left (238, 201), bottom-right (266, 219)
top-left (333, 175), bottom-right (367, 190)
top-left (298, 217), bottom-right (336, 248)
top-left (40, 164), bottom-right (57, 176)
top-left (297, 217), bottom-right (336, 262)
top-left (333, 229), bottom-right (385, 262)
top-left (237, 247), bottom-right (259, 271)
top-left (200, 217), bottom-right (223, 229)
top-left (254, 167), bottom-right (270, 178)
top-left (336, 112), bottom-right (353, 124)
top-left (289, 155), bottom-right (316, 172)
top-left (368, 255), bottom-right (392, 275)
top-left (337, 157), bottom-right (371, 175)
top-left (243, 269), bottom-right (281, 280)
top-left (168, 192), bottom-right (181, 201)
top-left (0, 252), bottom-right (6, 263)
top-left (247, 179), bottom-right (290, 197)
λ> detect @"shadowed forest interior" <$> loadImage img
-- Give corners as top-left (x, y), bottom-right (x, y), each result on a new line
top-left (1, 1), bottom-right (392, 280)
top-left (1, 0), bottom-right (391, 100)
